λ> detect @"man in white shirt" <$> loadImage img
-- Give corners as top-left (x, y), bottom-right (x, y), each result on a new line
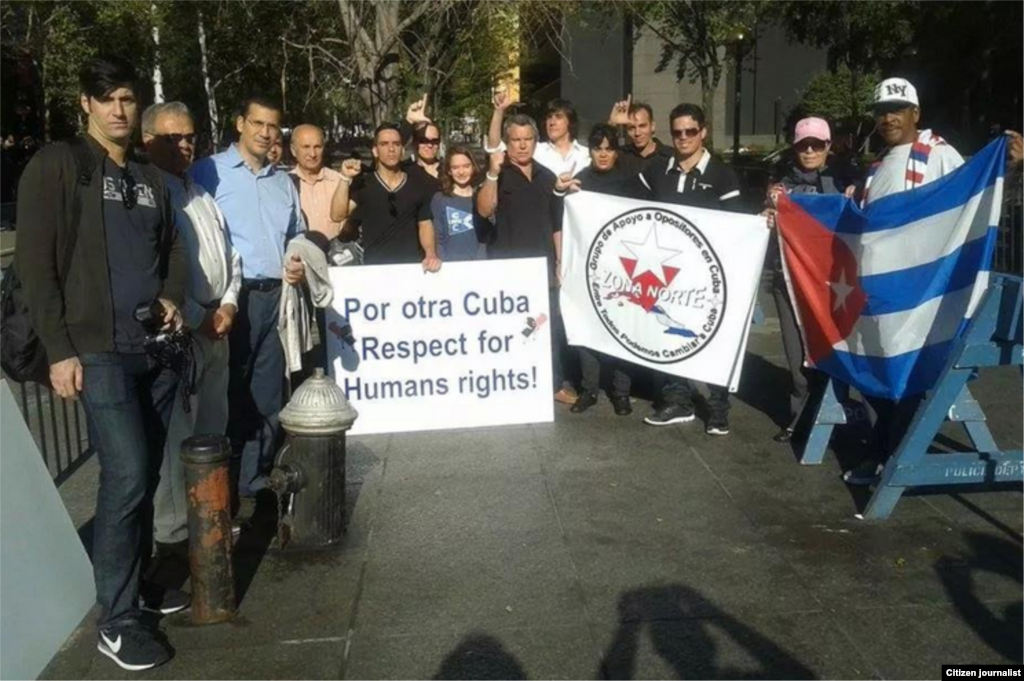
top-left (290, 124), bottom-right (345, 239)
top-left (142, 101), bottom-right (242, 548)
top-left (532, 99), bottom-right (589, 178)
top-left (862, 77), bottom-right (965, 205)
top-left (486, 91), bottom-right (588, 178)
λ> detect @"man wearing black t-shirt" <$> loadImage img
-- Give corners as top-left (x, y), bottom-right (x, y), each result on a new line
top-left (16, 55), bottom-right (189, 670)
top-left (331, 122), bottom-right (441, 270)
top-left (637, 103), bottom-right (743, 436)
top-left (608, 96), bottom-right (674, 177)
top-left (477, 112), bottom-right (578, 405)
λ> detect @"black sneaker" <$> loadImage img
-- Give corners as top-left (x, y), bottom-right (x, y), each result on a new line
top-left (139, 582), bottom-right (191, 615)
top-left (643, 404), bottom-right (695, 426)
top-left (610, 395), bottom-right (632, 416)
top-left (570, 392), bottom-right (599, 413)
top-left (706, 415), bottom-right (730, 436)
top-left (97, 621), bottom-right (172, 671)
top-left (842, 460), bottom-right (884, 486)
top-left (772, 427), bottom-right (794, 443)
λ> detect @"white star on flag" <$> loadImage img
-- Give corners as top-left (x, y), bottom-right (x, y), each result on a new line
top-left (829, 270), bottom-right (855, 312)
top-left (621, 226), bottom-right (682, 284)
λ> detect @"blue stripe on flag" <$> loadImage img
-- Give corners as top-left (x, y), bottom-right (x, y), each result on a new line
top-left (860, 229), bottom-right (997, 315)
top-left (817, 338), bottom-right (959, 399)
top-left (793, 136), bottom-right (1007, 235)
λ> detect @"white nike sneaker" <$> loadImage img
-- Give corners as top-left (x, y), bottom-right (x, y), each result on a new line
top-left (97, 622), bottom-right (172, 671)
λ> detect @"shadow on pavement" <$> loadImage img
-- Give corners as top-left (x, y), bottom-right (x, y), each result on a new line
top-left (433, 633), bottom-right (527, 680)
top-left (935, 531), bottom-right (1023, 662)
top-left (735, 354), bottom-right (794, 429)
top-left (597, 584), bottom-right (816, 680)
top-left (427, 585), bottom-right (815, 680)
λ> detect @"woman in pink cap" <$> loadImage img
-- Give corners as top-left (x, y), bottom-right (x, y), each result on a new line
top-left (763, 116), bottom-right (858, 444)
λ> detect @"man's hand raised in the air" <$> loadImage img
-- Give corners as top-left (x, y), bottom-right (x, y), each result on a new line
top-left (608, 94), bottom-right (632, 126)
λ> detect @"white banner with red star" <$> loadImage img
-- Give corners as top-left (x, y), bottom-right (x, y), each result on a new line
top-left (560, 191), bottom-right (770, 391)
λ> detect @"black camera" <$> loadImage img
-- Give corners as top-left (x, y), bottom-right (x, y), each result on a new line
top-left (133, 300), bottom-right (167, 336)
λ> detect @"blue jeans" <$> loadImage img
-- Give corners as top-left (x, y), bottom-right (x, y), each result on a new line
top-left (228, 286), bottom-right (285, 497)
top-left (79, 352), bottom-right (178, 627)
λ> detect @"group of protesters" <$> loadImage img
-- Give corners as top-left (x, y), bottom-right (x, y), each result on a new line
top-left (11, 52), bottom-right (1023, 671)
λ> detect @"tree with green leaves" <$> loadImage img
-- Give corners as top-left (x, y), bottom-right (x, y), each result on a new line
top-left (618, 0), bottom-right (765, 149)
top-left (795, 65), bottom-right (879, 138)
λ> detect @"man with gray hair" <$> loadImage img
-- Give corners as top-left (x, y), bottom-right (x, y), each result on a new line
top-left (477, 104), bottom-right (578, 404)
top-left (142, 101), bottom-right (241, 549)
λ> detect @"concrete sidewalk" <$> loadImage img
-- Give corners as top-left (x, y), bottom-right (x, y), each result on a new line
top-left (42, 328), bottom-right (1023, 680)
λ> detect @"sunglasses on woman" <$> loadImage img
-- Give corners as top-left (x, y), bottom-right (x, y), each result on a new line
top-left (794, 140), bottom-right (828, 153)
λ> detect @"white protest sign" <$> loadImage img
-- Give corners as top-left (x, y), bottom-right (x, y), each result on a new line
top-left (560, 191), bottom-right (769, 390)
top-left (326, 258), bottom-right (554, 435)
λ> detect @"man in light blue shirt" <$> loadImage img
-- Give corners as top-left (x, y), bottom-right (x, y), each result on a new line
top-left (189, 95), bottom-right (306, 501)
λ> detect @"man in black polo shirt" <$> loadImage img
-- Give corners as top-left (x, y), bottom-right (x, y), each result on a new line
top-left (332, 122), bottom-right (441, 270)
top-left (637, 103), bottom-right (742, 436)
top-left (608, 96), bottom-right (675, 176)
top-left (476, 112), bottom-right (577, 405)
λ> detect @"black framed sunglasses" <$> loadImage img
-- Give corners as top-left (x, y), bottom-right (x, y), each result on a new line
top-left (156, 133), bottom-right (196, 145)
top-left (119, 166), bottom-right (137, 210)
top-left (671, 127), bottom-right (702, 139)
top-left (794, 139), bottom-right (828, 153)
top-left (417, 137), bottom-right (441, 146)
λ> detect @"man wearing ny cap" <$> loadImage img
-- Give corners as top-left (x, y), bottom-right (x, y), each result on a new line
top-left (860, 77), bottom-right (965, 205)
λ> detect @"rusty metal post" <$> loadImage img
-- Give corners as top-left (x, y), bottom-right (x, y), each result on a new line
top-left (180, 434), bottom-right (236, 624)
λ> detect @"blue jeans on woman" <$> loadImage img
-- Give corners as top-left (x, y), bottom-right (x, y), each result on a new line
top-left (79, 352), bottom-right (178, 627)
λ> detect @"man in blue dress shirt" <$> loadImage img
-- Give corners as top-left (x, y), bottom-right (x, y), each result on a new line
top-left (189, 96), bottom-right (306, 501)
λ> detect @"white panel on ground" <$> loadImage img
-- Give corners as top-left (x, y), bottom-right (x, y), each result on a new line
top-left (0, 380), bottom-right (95, 680)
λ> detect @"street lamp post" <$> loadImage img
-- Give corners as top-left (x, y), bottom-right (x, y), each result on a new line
top-left (732, 33), bottom-right (744, 159)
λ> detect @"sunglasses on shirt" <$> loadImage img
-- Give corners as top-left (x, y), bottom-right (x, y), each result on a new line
top-left (387, 192), bottom-right (398, 218)
top-left (119, 166), bottom-right (137, 210)
top-left (671, 127), bottom-right (702, 139)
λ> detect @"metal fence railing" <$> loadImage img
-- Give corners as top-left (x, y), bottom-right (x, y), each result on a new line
top-left (994, 172), bottom-right (1023, 276)
top-left (5, 377), bottom-right (91, 486)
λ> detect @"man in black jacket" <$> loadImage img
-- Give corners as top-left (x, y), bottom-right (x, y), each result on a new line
top-left (16, 55), bottom-right (188, 672)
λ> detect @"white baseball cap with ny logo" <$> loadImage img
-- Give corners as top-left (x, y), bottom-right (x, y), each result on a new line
top-left (874, 77), bottom-right (919, 107)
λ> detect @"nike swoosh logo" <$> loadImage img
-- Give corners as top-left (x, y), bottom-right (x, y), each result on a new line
top-left (101, 632), bottom-right (122, 654)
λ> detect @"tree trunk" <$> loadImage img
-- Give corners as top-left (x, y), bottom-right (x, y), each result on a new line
top-left (701, 84), bottom-right (715, 150)
top-left (197, 8), bottom-right (219, 145)
top-left (151, 3), bottom-right (164, 104)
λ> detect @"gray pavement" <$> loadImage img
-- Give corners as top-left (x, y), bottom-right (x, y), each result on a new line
top-left (41, 326), bottom-right (1023, 680)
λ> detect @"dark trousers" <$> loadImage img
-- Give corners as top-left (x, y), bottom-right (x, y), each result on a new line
top-left (228, 286), bottom-right (285, 497)
top-left (550, 287), bottom-right (577, 391)
top-left (864, 394), bottom-right (924, 463)
top-left (579, 347), bottom-right (631, 397)
top-left (656, 373), bottom-right (730, 417)
top-left (773, 275), bottom-right (810, 428)
top-left (80, 352), bottom-right (178, 627)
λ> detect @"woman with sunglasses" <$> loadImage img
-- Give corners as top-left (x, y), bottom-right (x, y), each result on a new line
top-left (764, 116), bottom-right (856, 444)
top-left (403, 121), bottom-right (443, 193)
top-left (430, 146), bottom-right (487, 261)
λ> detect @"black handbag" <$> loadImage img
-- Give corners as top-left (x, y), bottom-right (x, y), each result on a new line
top-left (1, 137), bottom-right (95, 385)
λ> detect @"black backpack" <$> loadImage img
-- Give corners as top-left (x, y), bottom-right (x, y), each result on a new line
top-left (1, 137), bottom-right (96, 385)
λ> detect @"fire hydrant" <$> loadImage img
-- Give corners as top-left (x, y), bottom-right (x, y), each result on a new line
top-left (267, 368), bottom-right (358, 549)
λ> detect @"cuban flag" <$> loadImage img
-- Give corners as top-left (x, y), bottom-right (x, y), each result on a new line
top-left (777, 136), bottom-right (1006, 400)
